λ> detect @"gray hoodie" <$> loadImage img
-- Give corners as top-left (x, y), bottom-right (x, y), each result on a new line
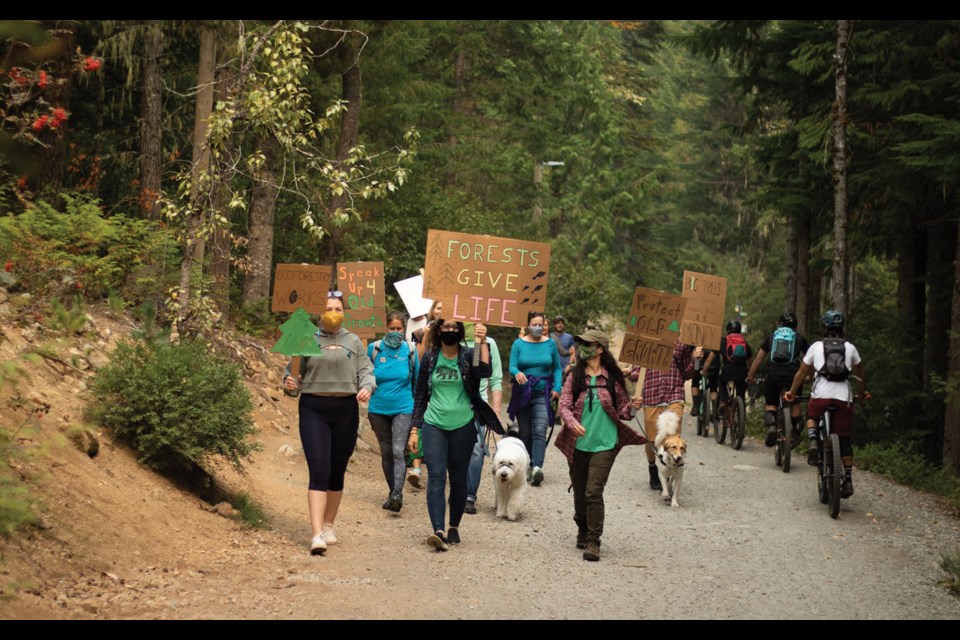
top-left (284, 329), bottom-right (376, 396)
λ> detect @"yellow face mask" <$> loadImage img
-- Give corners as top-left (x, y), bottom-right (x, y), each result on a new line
top-left (321, 311), bottom-right (344, 333)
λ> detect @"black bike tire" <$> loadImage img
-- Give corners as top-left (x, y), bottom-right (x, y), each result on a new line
top-left (714, 404), bottom-right (727, 444)
top-left (828, 433), bottom-right (842, 518)
top-left (699, 381), bottom-right (710, 437)
top-left (731, 396), bottom-right (745, 450)
top-left (781, 408), bottom-right (791, 473)
top-left (817, 422), bottom-right (828, 504)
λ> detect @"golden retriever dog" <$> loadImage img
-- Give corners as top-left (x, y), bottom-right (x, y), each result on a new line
top-left (655, 411), bottom-right (687, 508)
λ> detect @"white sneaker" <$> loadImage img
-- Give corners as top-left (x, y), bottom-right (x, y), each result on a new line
top-left (310, 534), bottom-right (327, 556)
top-left (321, 523), bottom-right (337, 545)
top-left (407, 468), bottom-right (422, 488)
top-left (531, 467), bottom-right (544, 487)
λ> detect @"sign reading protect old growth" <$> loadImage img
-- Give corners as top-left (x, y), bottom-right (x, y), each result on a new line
top-left (679, 270), bottom-right (727, 351)
top-left (272, 263), bottom-right (334, 314)
top-left (618, 286), bottom-right (688, 371)
top-left (422, 229), bottom-right (551, 327)
top-left (336, 261), bottom-right (386, 338)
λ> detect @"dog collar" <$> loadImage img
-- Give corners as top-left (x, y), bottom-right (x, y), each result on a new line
top-left (658, 452), bottom-right (684, 467)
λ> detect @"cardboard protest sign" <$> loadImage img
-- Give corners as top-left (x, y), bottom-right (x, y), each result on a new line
top-left (393, 275), bottom-right (433, 318)
top-left (337, 261), bottom-right (385, 338)
top-left (624, 287), bottom-right (688, 339)
top-left (422, 229), bottom-right (551, 327)
top-left (619, 333), bottom-right (679, 371)
top-left (618, 287), bottom-right (686, 371)
top-left (679, 270), bottom-right (727, 351)
top-left (272, 264), bottom-right (334, 314)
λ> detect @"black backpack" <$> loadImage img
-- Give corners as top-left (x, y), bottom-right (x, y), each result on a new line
top-left (573, 374), bottom-right (618, 411)
top-left (818, 338), bottom-right (849, 382)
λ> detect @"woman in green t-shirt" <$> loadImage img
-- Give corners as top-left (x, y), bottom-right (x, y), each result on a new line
top-left (410, 318), bottom-right (497, 551)
top-left (556, 329), bottom-right (645, 562)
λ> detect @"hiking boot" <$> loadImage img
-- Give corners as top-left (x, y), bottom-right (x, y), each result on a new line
top-left (841, 478), bottom-right (854, 499)
top-left (807, 444), bottom-right (820, 467)
top-left (576, 529), bottom-right (588, 550)
top-left (690, 403), bottom-right (699, 417)
top-left (531, 467), bottom-right (544, 487)
top-left (648, 463), bottom-right (662, 491)
top-left (446, 527), bottom-right (460, 544)
top-left (407, 468), bottom-right (422, 489)
top-left (464, 499), bottom-right (477, 515)
top-left (309, 534), bottom-right (327, 556)
top-left (382, 491), bottom-right (402, 513)
top-left (583, 540), bottom-right (600, 561)
top-left (427, 531), bottom-right (449, 552)
top-left (765, 425), bottom-right (778, 447)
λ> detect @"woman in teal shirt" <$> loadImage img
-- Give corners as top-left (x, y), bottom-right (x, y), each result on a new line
top-left (367, 311), bottom-right (419, 514)
top-left (508, 311), bottom-right (562, 486)
top-left (410, 319), bottom-right (499, 551)
top-left (556, 329), bottom-right (645, 562)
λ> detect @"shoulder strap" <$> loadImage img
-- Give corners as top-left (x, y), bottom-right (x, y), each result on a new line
top-left (372, 340), bottom-right (382, 360)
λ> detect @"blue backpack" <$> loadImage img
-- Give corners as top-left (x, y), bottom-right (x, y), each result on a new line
top-left (769, 327), bottom-right (797, 365)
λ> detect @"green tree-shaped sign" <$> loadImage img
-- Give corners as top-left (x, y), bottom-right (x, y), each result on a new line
top-left (272, 307), bottom-right (323, 377)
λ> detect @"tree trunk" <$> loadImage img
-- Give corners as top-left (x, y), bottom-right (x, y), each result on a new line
top-left (178, 25), bottom-right (217, 325)
top-left (323, 33), bottom-right (362, 262)
top-left (207, 63), bottom-right (232, 320)
top-left (784, 213), bottom-right (798, 314)
top-left (797, 214), bottom-right (811, 334)
top-left (242, 135), bottom-right (279, 308)
top-left (139, 21), bottom-right (164, 220)
top-left (944, 212), bottom-right (960, 473)
top-left (830, 20), bottom-right (852, 314)
top-left (926, 216), bottom-right (955, 463)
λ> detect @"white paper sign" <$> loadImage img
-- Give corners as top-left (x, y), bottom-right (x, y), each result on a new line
top-left (393, 275), bottom-right (434, 318)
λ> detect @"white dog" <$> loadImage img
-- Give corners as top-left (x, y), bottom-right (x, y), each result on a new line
top-left (491, 436), bottom-right (529, 521)
top-left (655, 411), bottom-right (687, 508)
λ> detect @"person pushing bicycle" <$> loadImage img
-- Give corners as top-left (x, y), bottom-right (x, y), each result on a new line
top-left (784, 310), bottom-right (870, 498)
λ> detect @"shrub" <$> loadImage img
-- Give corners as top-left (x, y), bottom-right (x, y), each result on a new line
top-left (0, 192), bottom-right (178, 305)
top-left (856, 441), bottom-right (960, 502)
top-left (941, 548), bottom-right (960, 595)
top-left (91, 338), bottom-right (258, 473)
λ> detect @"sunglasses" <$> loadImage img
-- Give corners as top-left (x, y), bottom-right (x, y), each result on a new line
top-left (328, 290), bottom-right (343, 298)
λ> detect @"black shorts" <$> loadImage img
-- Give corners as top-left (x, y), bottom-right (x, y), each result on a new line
top-left (764, 371), bottom-right (802, 407)
top-left (692, 369), bottom-right (719, 391)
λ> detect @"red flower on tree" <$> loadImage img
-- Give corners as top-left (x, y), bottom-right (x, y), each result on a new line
top-left (37, 70), bottom-right (48, 89)
top-left (4, 261), bottom-right (12, 272)
top-left (32, 115), bottom-right (49, 131)
top-left (83, 57), bottom-right (101, 72)
top-left (52, 108), bottom-right (67, 124)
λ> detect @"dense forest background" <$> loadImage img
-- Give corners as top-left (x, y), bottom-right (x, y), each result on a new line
top-left (1, 19), bottom-right (958, 472)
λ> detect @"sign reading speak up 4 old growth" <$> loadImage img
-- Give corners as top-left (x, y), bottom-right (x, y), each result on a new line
top-left (680, 270), bottom-right (727, 351)
top-left (618, 287), bottom-right (688, 371)
top-left (422, 230), bottom-right (551, 327)
top-left (272, 264), bottom-right (334, 314)
top-left (336, 261), bottom-right (386, 338)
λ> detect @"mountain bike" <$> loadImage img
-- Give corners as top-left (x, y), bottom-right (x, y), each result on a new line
top-left (713, 380), bottom-right (745, 450)
top-left (694, 369), bottom-right (711, 438)
top-left (756, 376), bottom-right (795, 472)
top-left (795, 396), bottom-right (845, 519)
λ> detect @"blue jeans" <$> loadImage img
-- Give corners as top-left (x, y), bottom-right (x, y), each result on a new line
top-left (517, 396), bottom-right (548, 469)
top-left (467, 423), bottom-right (487, 502)
top-left (421, 420), bottom-right (476, 534)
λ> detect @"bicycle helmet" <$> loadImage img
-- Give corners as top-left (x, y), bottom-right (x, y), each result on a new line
top-left (726, 320), bottom-right (742, 334)
top-left (821, 309), bottom-right (844, 330)
top-left (778, 312), bottom-right (798, 329)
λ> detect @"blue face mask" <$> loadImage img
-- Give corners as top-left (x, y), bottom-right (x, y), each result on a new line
top-left (527, 325), bottom-right (544, 338)
top-left (383, 331), bottom-right (403, 349)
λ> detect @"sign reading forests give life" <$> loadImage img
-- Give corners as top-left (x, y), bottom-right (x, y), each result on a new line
top-left (336, 261), bottom-right (386, 338)
top-left (272, 264), bottom-right (334, 314)
top-left (422, 229), bottom-right (551, 327)
top-left (680, 270), bottom-right (727, 351)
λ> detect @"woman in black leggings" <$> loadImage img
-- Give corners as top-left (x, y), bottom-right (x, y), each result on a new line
top-left (284, 291), bottom-right (376, 556)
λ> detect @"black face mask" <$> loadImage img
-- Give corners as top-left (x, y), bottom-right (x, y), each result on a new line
top-left (440, 331), bottom-right (460, 346)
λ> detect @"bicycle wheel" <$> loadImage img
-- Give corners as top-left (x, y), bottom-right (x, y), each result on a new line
top-left (695, 396), bottom-right (704, 436)
top-left (730, 396), bottom-right (745, 450)
top-left (714, 403), bottom-right (727, 444)
top-left (817, 433), bottom-right (828, 504)
top-left (774, 430), bottom-right (783, 467)
top-left (698, 388), bottom-right (709, 438)
top-left (781, 409), bottom-right (791, 473)
top-left (828, 433), bottom-right (842, 519)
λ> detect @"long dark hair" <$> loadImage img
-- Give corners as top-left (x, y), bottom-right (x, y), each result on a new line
top-left (427, 318), bottom-right (465, 352)
top-left (569, 345), bottom-right (626, 403)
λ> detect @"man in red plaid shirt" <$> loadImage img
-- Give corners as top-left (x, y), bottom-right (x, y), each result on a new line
top-left (629, 339), bottom-right (702, 491)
